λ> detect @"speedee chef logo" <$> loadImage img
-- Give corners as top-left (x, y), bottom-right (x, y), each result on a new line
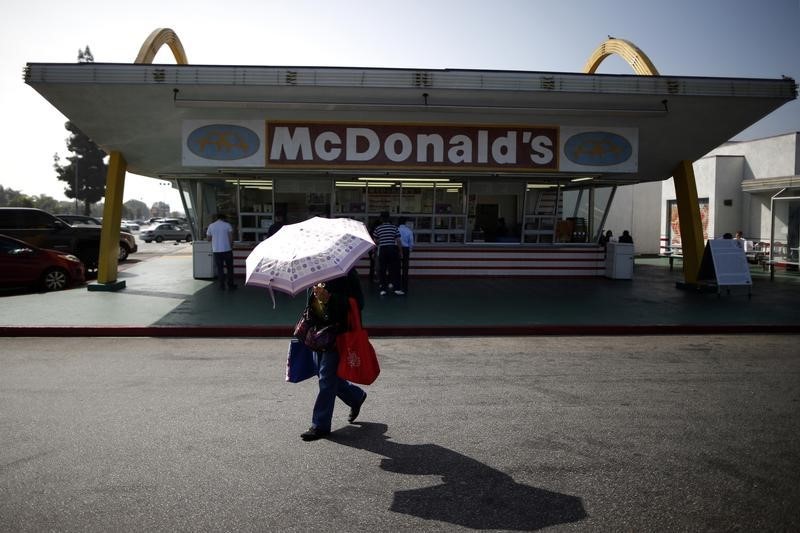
top-left (186, 124), bottom-right (261, 160)
top-left (563, 131), bottom-right (632, 166)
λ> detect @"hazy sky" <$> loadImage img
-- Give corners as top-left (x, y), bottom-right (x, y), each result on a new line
top-left (2, 0), bottom-right (798, 208)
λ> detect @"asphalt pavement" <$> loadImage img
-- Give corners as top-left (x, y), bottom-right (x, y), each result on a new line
top-left (1, 335), bottom-right (798, 532)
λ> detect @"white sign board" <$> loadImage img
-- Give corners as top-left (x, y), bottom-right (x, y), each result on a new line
top-left (707, 239), bottom-right (752, 287)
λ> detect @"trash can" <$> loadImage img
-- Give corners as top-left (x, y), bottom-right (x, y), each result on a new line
top-left (605, 242), bottom-right (634, 279)
top-left (193, 241), bottom-right (215, 279)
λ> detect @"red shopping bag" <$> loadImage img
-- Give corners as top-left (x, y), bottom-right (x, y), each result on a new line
top-left (336, 297), bottom-right (380, 385)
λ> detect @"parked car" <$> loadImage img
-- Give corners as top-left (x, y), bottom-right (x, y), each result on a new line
top-left (57, 214), bottom-right (137, 234)
top-left (0, 233), bottom-right (86, 291)
top-left (122, 220), bottom-right (140, 232)
top-left (0, 208), bottom-right (138, 269)
top-left (140, 223), bottom-right (193, 243)
top-left (144, 217), bottom-right (187, 228)
top-left (56, 214), bottom-right (101, 226)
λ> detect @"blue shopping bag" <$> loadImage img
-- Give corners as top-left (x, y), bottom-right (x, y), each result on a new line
top-left (286, 339), bottom-right (317, 383)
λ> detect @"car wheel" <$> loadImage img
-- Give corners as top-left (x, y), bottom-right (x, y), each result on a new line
top-left (118, 244), bottom-right (130, 262)
top-left (185, 234), bottom-right (193, 242)
top-left (144, 240), bottom-right (152, 243)
top-left (77, 247), bottom-right (99, 273)
top-left (155, 236), bottom-right (164, 243)
top-left (41, 267), bottom-right (69, 291)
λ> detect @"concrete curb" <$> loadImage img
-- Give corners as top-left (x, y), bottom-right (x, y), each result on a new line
top-left (1, 324), bottom-right (798, 337)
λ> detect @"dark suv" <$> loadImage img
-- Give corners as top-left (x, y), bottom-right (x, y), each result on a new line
top-left (0, 208), bottom-right (138, 269)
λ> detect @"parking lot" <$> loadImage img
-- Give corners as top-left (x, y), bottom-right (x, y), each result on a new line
top-left (130, 232), bottom-right (193, 257)
top-left (1, 335), bottom-right (798, 532)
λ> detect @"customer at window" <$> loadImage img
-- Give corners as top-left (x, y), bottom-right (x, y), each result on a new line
top-left (372, 211), bottom-right (403, 296)
top-left (206, 213), bottom-right (236, 290)
top-left (397, 217), bottom-right (414, 294)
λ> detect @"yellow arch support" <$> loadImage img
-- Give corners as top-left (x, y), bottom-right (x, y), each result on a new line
top-left (135, 28), bottom-right (188, 65)
top-left (583, 38), bottom-right (707, 285)
top-left (96, 28), bottom-right (188, 289)
top-left (582, 37), bottom-right (660, 76)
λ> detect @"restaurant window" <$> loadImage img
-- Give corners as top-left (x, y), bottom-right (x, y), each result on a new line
top-left (433, 181), bottom-right (465, 243)
top-left (333, 178), bottom-right (464, 244)
top-left (523, 184), bottom-right (559, 243)
top-left (236, 179), bottom-right (274, 242)
top-left (468, 181), bottom-right (522, 243)
top-left (399, 181), bottom-right (436, 243)
top-left (191, 179), bottom-right (238, 240)
top-left (558, 186), bottom-right (590, 243)
top-left (591, 186), bottom-right (616, 242)
top-left (334, 180), bottom-right (367, 225)
top-left (275, 178), bottom-right (331, 227)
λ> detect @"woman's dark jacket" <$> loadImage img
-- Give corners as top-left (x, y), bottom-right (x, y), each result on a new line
top-left (307, 269), bottom-right (364, 332)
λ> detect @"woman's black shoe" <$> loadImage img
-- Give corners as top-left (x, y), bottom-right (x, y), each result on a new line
top-left (348, 392), bottom-right (367, 423)
top-left (300, 427), bottom-right (330, 441)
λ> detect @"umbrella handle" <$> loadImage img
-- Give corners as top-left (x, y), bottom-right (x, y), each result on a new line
top-left (268, 284), bottom-right (276, 309)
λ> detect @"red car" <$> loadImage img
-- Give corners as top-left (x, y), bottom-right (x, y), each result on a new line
top-left (0, 233), bottom-right (86, 291)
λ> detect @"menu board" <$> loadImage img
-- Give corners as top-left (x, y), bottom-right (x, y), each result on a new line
top-left (698, 239), bottom-right (752, 287)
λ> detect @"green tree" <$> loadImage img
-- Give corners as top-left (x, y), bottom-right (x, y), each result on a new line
top-left (52, 46), bottom-right (107, 216)
top-left (0, 185), bottom-right (34, 207)
top-left (151, 201), bottom-right (171, 218)
top-left (123, 199), bottom-right (149, 220)
top-left (30, 194), bottom-right (60, 213)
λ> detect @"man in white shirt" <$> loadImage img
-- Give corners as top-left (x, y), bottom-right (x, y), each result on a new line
top-left (206, 213), bottom-right (236, 290)
top-left (398, 217), bottom-right (414, 294)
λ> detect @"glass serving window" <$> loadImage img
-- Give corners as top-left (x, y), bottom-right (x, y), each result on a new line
top-left (434, 184), bottom-right (464, 215)
top-left (592, 186), bottom-right (616, 242)
top-left (399, 185), bottom-right (434, 215)
top-left (334, 182), bottom-right (366, 215)
top-left (559, 187), bottom-right (590, 243)
top-left (523, 184), bottom-right (558, 243)
top-left (239, 182), bottom-right (273, 213)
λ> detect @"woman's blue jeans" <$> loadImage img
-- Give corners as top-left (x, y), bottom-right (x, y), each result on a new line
top-left (312, 348), bottom-right (365, 431)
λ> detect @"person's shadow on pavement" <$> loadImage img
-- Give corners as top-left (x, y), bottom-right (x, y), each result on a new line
top-left (329, 422), bottom-right (587, 530)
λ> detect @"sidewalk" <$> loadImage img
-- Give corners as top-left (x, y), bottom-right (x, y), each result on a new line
top-left (1, 247), bottom-right (798, 336)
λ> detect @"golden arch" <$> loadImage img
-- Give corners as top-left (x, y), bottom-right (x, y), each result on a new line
top-left (582, 37), bottom-right (659, 76)
top-left (135, 27), bottom-right (188, 65)
top-left (97, 28), bottom-right (189, 288)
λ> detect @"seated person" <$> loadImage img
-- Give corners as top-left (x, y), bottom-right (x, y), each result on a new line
top-left (619, 230), bottom-right (633, 244)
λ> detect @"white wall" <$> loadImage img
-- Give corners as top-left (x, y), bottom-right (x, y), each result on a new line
top-left (709, 133), bottom-right (798, 178)
top-left (713, 156), bottom-right (745, 237)
top-left (604, 181), bottom-right (661, 254)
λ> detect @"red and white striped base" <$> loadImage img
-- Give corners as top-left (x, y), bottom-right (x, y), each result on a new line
top-left (233, 245), bottom-right (606, 278)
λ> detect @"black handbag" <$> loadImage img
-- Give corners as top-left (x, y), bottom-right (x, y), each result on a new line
top-left (293, 306), bottom-right (337, 352)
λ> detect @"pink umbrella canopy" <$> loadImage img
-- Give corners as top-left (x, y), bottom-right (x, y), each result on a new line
top-left (245, 217), bottom-right (375, 296)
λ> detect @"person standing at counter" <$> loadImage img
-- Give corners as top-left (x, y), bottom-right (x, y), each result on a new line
top-left (398, 217), bottom-right (414, 294)
top-left (373, 211), bottom-right (403, 296)
top-left (266, 213), bottom-right (285, 238)
top-left (207, 213), bottom-right (236, 290)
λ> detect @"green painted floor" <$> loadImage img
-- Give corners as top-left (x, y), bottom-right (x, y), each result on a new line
top-left (1, 249), bottom-right (798, 332)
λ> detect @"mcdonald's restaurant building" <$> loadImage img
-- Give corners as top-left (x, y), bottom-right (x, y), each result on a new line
top-left (24, 30), bottom-right (797, 289)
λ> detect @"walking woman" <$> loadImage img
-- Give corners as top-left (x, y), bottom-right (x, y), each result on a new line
top-left (301, 268), bottom-right (368, 441)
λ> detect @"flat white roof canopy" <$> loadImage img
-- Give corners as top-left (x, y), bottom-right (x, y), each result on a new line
top-left (25, 63), bottom-right (796, 185)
